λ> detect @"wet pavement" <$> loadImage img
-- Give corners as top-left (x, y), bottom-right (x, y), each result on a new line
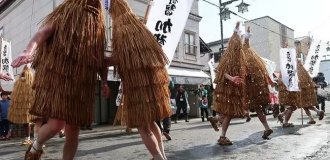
top-left (0, 102), bottom-right (330, 160)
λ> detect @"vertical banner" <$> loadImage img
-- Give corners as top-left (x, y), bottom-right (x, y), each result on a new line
top-left (304, 40), bottom-right (327, 77)
top-left (207, 57), bottom-right (216, 88)
top-left (279, 48), bottom-right (300, 91)
top-left (0, 38), bottom-right (15, 86)
top-left (261, 57), bottom-right (277, 82)
top-left (146, 0), bottom-right (194, 66)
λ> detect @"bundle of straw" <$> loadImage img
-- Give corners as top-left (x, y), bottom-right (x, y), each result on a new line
top-left (110, 0), bottom-right (172, 128)
top-left (213, 32), bottom-right (247, 117)
top-left (8, 66), bottom-right (34, 124)
top-left (242, 39), bottom-right (271, 110)
top-left (30, 0), bottom-right (105, 125)
top-left (278, 79), bottom-right (300, 107)
top-left (296, 62), bottom-right (318, 108)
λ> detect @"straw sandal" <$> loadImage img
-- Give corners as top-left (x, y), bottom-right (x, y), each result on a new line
top-left (282, 123), bottom-right (294, 128)
top-left (307, 120), bottom-right (316, 124)
top-left (24, 144), bottom-right (44, 160)
top-left (262, 129), bottom-right (273, 140)
top-left (217, 137), bottom-right (233, 145)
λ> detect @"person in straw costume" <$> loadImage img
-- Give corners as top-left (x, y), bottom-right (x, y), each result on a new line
top-left (208, 24), bottom-right (274, 144)
top-left (278, 59), bottom-right (324, 126)
top-left (8, 65), bottom-right (40, 145)
top-left (241, 26), bottom-right (273, 139)
top-left (209, 22), bottom-right (247, 145)
top-left (278, 58), bottom-right (325, 126)
top-left (11, 0), bottom-right (110, 159)
top-left (109, 0), bottom-right (172, 159)
top-left (297, 60), bottom-right (325, 124)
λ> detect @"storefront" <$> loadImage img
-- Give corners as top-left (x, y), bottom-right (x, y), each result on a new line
top-left (168, 67), bottom-right (210, 117)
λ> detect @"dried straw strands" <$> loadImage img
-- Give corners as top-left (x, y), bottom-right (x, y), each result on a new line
top-left (31, 0), bottom-right (105, 125)
top-left (242, 40), bottom-right (270, 111)
top-left (110, 0), bottom-right (171, 128)
top-left (8, 66), bottom-right (35, 124)
top-left (296, 62), bottom-right (318, 108)
top-left (213, 32), bottom-right (247, 117)
top-left (279, 61), bottom-right (318, 108)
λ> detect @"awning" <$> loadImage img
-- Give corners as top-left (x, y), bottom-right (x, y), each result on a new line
top-left (107, 66), bottom-right (211, 84)
top-left (168, 67), bottom-right (210, 85)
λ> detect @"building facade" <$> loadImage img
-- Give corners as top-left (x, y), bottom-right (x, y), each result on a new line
top-left (245, 16), bottom-right (295, 71)
top-left (0, 0), bottom-right (207, 123)
top-left (207, 16), bottom-right (295, 71)
top-left (295, 36), bottom-right (312, 60)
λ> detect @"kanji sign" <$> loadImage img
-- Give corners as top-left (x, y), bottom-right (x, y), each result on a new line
top-left (146, 0), bottom-right (194, 67)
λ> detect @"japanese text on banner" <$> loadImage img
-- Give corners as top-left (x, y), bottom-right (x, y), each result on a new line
top-left (279, 48), bottom-right (299, 91)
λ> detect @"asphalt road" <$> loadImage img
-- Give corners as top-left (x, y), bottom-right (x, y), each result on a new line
top-left (1, 102), bottom-right (330, 160)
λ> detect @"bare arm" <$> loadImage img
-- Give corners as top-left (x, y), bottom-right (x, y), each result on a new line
top-left (25, 23), bottom-right (55, 55)
top-left (224, 73), bottom-right (233, 81)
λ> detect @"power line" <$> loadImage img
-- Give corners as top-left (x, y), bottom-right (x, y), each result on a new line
top-left (201, 0), bottom-right (296, 41)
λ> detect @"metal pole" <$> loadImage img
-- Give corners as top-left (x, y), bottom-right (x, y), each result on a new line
top-left (219, 0), bottom-right (224, 57)
top-left (144, 0), bottom-right (154, 24)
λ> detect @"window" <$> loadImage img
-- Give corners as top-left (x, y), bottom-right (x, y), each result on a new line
top-left (184, 32), bottom-right (197, 55)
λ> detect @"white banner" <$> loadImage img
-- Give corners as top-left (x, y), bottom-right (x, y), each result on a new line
top-left (279, 48), bottom-right (300, 91)
top-left (261, 57), bottom-right (277, 82)
top-left (146, 0), bottom-right (194, 67)
top-left (0, 38), bottom-right (15, 87)
top-left (207, 57), bottom-right (216, 89)
top-left (304, 40), bottom-right (327, 77)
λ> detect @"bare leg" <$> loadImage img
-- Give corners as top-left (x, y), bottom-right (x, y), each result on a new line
top-left (284, 109), bottom-right (293, 124)
top-left (63, 124), bottom-right (80, 160)
top-left (137, 123), bottom-right (164, 160)
top-left (150, 122), bottom-right (167, 159)
top-left (30, 118), bottom-right (65, 153)
top-left (220, 115), bottom-right (231, 137)
top-left (303, 108), bottom-right (315, 121)
top-left (256, 108), bottom-right (270, 130)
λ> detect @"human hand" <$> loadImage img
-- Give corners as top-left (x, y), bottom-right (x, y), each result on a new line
top-left (230, 76), bottom-right (243, 85)
top-left (0, 73), bottom-right (13, 81)
top-left (11, 50), bottom-right (33, 68)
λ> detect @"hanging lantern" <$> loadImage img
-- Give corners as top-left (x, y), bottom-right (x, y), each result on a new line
top-left (236, 0), bottom-right (250, 13)
top-left (220, 8), bottom-right (231, 21)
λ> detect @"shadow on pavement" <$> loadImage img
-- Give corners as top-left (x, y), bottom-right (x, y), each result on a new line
top-left (167, 125), bottom-right (313, 160)
top-left (75, 141), bottom-right (143, 157)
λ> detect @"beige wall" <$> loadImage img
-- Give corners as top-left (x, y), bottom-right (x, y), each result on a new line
top-left (245, 17), bottom-right (294, 71)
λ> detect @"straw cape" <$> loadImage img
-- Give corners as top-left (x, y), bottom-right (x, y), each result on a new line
top-left (213, 31), bottom-right (247, 118)
top-left (8, 66), bottom-right (35, 124)
top-left (242, 39), bottom-right (270, 111)
top-left (278, 61), bottom-right (318, 108)
top-left (110, 0), bottom-right (172, 128)
top-left (30, 0), bottom-right (105, 125)
top-left (296, 62), bottom-right (318, 108)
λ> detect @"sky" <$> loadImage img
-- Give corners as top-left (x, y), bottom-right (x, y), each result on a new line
top-left (199, 0), bottom-right (330, 43)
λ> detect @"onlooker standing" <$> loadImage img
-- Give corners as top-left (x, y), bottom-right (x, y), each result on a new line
top-left (199, 95), bottom-right (209, 122)
top-left (197, 84), bottom-right (209, 121)
top-left (0, 92), bottom-right (11, 140)
top-left (313, 72), bottom-right (328, 112)
top-left (175, 85), bottom-right (189, 123)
